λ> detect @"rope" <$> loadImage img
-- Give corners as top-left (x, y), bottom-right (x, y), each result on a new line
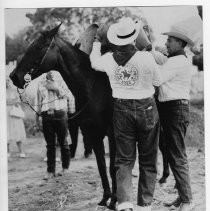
top-left (17, 35), bottom-right (97, 122)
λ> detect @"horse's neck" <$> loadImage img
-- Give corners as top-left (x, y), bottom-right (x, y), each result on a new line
top-left (56, 38), bottom-right (95, 102)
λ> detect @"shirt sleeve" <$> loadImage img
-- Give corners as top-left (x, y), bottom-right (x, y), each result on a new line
top-left (58, 80), bottom-right (69, 98)
top-left (158, 58), bottom-right (179, 84)
top-left (143, 52), bottom-right (162, 87)
top-left (152, 64), bottom-right (162, 87)
top-left (35, 83), bottom-right (42, 113)
top-left (89, 42), bottom-right (107, 72)
top-left (151, 49), bottom-right (168, 65)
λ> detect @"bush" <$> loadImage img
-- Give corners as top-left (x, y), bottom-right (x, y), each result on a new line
top-left (24, 117), bottom-right (43, 138)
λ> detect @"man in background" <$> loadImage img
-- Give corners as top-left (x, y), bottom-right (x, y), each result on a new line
top-left (36, 71), bottom-right (70, 180)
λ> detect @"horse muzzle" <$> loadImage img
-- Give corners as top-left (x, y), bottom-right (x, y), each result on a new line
top-left (9, 69), bottom-right (26, 89)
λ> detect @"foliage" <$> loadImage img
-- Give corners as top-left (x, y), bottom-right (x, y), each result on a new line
top-left (192, 44), bottom-right (203, 71)
top-left (6, 7), bottom-right (149, 63)
top-left (197, 5), bottom-right (202, 19)
top-left (24, 118), bottom-right (42, 138)
top-left (25, 7), bottom-right (144, 43)
top-left (5, 28), bottom-right (30, 64)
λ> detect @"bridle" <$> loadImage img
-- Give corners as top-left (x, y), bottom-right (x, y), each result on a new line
top-left (17, 35), bottom-right (96, 121)
top-left (23, 36), bottom-right (55, 89)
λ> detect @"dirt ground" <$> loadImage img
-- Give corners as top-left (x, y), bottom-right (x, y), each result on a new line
top-left (7, 101), bottom-right (205, 211)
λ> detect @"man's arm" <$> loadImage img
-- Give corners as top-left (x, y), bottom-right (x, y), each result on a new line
top-left (89, 24), bottom-right (109, 72)
top-left (90, 42), bottom-right (106, 72)
top-left (45, 81), bottom-right (64, 97)
top-left (150, 49), bottom-right (168, 65)
top-left (145, 51), bottom-right (181, 87)
top-left (35, 87), bottom-right (42, 129)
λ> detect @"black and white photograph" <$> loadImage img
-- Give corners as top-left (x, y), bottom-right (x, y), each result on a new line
top-left (0, 1), bottom-right (208, 211)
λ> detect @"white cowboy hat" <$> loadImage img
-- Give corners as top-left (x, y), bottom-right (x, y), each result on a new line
top-left (162, 16), bottom-right (203, 46)
top-left (107, 17), bottom-right (141, 46)
top-left (162, 27), bottom-right (194, 46)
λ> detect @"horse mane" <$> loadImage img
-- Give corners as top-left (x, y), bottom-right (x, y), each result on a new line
top-left (58, 36), bottom-right (92, 69)
top-left (54, 35), bottom-right (101, 102)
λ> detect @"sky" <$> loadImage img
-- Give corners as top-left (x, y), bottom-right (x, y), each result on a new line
top-left (5, 8), bottom-right (36, 37)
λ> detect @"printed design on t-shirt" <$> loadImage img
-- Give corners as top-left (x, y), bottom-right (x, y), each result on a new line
top-left (115, 63), bottom-right (138, 86)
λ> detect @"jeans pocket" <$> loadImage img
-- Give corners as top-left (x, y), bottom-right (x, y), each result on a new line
top-left (144, 104), bottom-right (159, 129)
top-left (171, 106), bottom-right (189, 123)
top-left (113, 109), bottom-right (128, 132)
top-left (182, 106), bottom-right (190, 123)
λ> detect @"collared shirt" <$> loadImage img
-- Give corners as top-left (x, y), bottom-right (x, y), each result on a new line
top-left (156, 54), bottom-right (192, 102)
top-left (67, 93), bottom-right (76, 114)
top-left (90, 42), bottom-right (161, 100)
top-left (36, 78), bottom-right (75, 113)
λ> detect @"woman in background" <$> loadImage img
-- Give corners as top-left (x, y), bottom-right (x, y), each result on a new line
top-left (6, 77), bottom-right (26, 158)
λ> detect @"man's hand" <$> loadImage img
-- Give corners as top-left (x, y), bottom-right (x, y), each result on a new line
top-left (94, 24), bottom-right (105, 42)
top-left (45, 81), bottom-right (59, 91)
top-left (45, 81), bottom-right (61, 96)
top-left (155, 46), bottom-right (168, 56)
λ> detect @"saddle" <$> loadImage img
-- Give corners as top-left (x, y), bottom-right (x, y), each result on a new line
top-left (75, 20), bottom-right (152, 55)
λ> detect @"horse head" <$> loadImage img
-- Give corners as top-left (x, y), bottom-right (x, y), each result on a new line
top-left (10, 23), bottom-right (62, 89)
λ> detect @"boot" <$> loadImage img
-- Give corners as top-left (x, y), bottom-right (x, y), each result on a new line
top-left (164, 196), bottom-right (182, 208)
top-left (178, 203), bottom-right (192, 211)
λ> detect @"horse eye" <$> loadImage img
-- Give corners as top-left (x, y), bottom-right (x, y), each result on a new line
top-left (36, 45), bottom-right (43, 50)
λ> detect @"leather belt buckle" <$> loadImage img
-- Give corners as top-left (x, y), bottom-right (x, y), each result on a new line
top-left (181, 100), bottom-right (189, 105)
top-left (47, 109), bottom-right (54, 115)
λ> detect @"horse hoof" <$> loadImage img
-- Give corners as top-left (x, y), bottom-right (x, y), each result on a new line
top-left (106, 197), bottom-right (117, 210)
top-left (98, 194), bottom-right (111, 207)
top-left (106, 204), bottom-right (116, 210)
top-left (95, 205), bottom-right (108, 211)
top-left (159, 175), bottom-right (169, 184)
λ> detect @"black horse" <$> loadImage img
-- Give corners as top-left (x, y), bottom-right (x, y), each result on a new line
top-left (10, 23), bottom-right (171, 210)
top-left (10, 24), bottom-right (117, 210)
top-left (76, 22), bottom-right (171, 185)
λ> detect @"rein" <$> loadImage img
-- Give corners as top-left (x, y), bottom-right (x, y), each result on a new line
top-left (17, 81), bottom-right (96, 121)
top-left (18, 36), bottom-right (96, 121)
top-left (23, 37), bottom-right (55, 84)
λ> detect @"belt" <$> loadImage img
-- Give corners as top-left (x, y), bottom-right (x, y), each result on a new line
top-left (114, 96), bottom-right (154, 103)
top-left (41, 109), bottom-right (66, 115)
top-left (160, 99), bottom-right (189, 106)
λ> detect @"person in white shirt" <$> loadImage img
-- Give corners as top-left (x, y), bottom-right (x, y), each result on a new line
top-left (90, 17), bottom-right (161, 211)
top-left (155, 21), bottom-right (195, 211)
top-left (36, 71), bottom-right (70, 180)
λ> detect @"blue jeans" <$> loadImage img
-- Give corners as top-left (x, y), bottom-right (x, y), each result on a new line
top-left (113, 97), bottom-right (160, 207)
top-left (158, 100), bottom-right (192, 203)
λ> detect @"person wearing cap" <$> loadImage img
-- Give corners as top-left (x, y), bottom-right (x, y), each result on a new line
top-left (90, 17), bottom-right (161, 211)
top-left (153, 19), bottom-right (197, 211)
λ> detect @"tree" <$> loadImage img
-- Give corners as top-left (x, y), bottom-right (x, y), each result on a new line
top-left (5, 27), bottom-right (30, 64)
top-left (5, 7), bottom-right (151, 63)
top-left (25, 7), bottom-right (144, 43)
top-left (197, 6), bottom-right (202, 19)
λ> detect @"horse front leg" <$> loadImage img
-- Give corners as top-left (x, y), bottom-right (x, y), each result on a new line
top-left (92, 135), bottom-right (112, 208)
top-left (68, 117), bottom-right (79, 158)
top-left (106, 132), bottom-right (117, 210)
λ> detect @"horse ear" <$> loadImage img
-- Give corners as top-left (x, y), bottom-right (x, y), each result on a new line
top-left (46, 25), bottom-right (51, 31)
top-left (49, 22), bottom-right (62, 37)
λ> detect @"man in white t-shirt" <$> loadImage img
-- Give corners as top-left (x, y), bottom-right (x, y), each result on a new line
top-left (90, 17), bottom-right (161, 211)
